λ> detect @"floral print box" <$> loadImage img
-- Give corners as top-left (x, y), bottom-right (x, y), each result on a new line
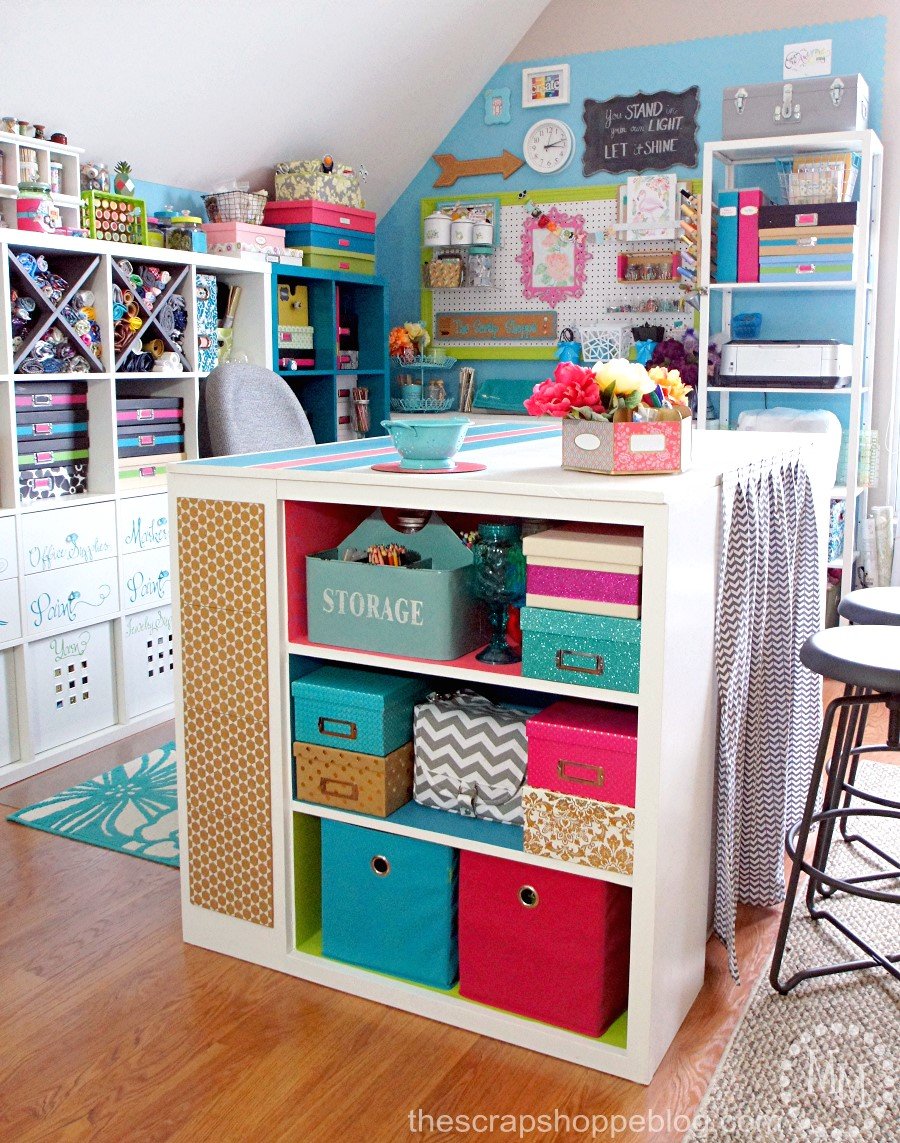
top-left (522, 785), bottom-right (635, 877)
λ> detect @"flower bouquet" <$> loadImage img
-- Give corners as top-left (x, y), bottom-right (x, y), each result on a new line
top-left (524, 359), bottom-right (692, 475)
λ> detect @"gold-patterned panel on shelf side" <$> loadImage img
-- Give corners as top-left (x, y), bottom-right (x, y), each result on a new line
top-left (177, 496), bottom-right (274, 927)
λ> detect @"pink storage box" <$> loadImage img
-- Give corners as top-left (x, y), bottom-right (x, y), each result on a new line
top-left (523, 526), bottom-right (643, 619)
top-left (459, 851), bottom-right (631, 1037)
top-left (201, 221), bottom-right (285, 255)
top-left (263, 199), bottom-right (377, 234)
top-left (561, 415), bottom-right (691, 476)
top-left (526, 699), bottom-right (638, 807)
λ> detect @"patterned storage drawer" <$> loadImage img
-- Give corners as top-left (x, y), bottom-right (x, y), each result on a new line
top-left (292, 665), bottom-right (428, 757)
top-left (283, 223), bottom-right (375, 256)
top-left (292, 246), bottom-right (375, 276)
top-left (522, 786), bottom-right (635, 876)
top-left (22, 501), bottom-right (116, 575)
top-left (277, 324), bottom-right (314, 350)
top-left (293, 740), bottom-right (413, 817)
top-left (121, 605), bottom-right (175, 719)
top-left (27, 620), bottom-right (117, 754)
top-left (195, 273), bottom-right (218, 374)
top-left (520, 606), bottom-right (640, 693)
top-left (19, 461), bottom-right (89, 502)
top-left (23, 558), bottom-right (119, 638)
top-left (523, 527), bottom-right (643, 620)
top-left (0, 648), bottom-right (20, 766)
top-left (273, 163), bottom-right (364, 207)
top-left (458, 851), bottom-right (631, 1036)
top-left (526, 700), bottom-right (638, 807)
top-left (321, 819), bottom-right (458, 988)
top-left (118, 493), bottom-right (169, 555)
top-left (120, 547), bottom-right (171, 613)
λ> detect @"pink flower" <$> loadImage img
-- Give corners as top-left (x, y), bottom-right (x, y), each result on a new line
top-left (544, 251), bottom-right (571, 282)
top-left (524, 362), bottom-right (603, 417)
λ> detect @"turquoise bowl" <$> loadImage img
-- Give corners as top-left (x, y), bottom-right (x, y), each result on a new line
top-left (381, 417), bottom-right (470, 470)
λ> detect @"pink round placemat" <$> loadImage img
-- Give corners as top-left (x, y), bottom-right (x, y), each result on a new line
top-left (370, 461), bottom-right (487, 474)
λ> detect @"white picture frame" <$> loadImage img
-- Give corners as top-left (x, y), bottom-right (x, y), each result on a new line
top-left (521, 63), bottom-right (570, 109)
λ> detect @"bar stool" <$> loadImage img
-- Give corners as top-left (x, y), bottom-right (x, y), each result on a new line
top-left (770, 625), bottom-right (900, 993)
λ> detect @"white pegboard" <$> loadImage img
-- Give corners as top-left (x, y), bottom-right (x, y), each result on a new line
top-left (432, 198), bottom-right (688, 350)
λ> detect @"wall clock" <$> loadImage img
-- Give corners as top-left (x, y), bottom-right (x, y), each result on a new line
top-left (522, 118), bottom-right (575, 175)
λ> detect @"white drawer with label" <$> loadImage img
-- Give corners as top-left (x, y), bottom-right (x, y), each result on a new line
top-left (27, 621), bottom-right (116, 754)
top-left (122, 605), bottom-right (175, 719)
top-left (0, 517), bottom-right (17, 581)
top-left (23, 557), bottom-right (120, 637)
top-left (22, 501), bottom-right (116, 576)
top-left (0, 578), bottom-right (22, 645)
top-left (117, 493), bottom-right (170, 555)
top-left (121, 547), bottom-right (172, 613)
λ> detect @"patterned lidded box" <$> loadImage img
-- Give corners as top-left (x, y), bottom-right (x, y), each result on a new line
top-left (293, 740), bottom-right (413, 817)
top-left (562, 415), bottom-right (691, 475)
top-left (274, 160), bottom-right (363, 207)
top-left (522, 785), bottom-right (635, 876)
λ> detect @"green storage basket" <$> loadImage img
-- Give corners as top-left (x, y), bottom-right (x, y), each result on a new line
top-left (520, 606), bottom-right (641, 693)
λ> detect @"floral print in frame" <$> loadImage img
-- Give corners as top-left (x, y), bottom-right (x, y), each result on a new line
top-left (516, 205), bottom-right (592, 308)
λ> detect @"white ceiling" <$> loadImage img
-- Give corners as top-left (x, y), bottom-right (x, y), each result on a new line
top-left (1, 0), bottom-right (551, 216)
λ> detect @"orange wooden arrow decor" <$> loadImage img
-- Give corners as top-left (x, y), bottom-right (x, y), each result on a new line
top-left (432, 149), bottom-right (524, 188)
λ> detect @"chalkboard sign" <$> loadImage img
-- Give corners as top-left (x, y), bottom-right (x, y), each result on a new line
top-left (582, 87), bottom-right (700, 176)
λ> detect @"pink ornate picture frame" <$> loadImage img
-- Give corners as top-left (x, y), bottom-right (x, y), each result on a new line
top-left (516, 206), bottom-right (591, 307)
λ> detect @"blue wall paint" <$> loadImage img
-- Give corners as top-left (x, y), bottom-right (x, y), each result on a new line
top-left (378, 17), bottom-right (885, 418)
top-left (132, 178), bottom-right (206, 218)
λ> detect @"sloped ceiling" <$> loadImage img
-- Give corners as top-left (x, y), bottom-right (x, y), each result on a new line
top-left (2, 0), bottom-right (551, 216)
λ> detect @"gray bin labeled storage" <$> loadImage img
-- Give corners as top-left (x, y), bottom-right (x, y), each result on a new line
top-left (722, 74), bottom-right (868, 140)
top-left (306, 510), bottom-right (489, 660)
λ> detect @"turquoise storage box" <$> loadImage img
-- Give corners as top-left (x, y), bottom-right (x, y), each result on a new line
top-left (321, 819), bottom-right (458, 988)
top-left (284, 223), bottom-right (376, 256)
top-left (520, 606), bottom-right (641, 693)
top-left (292, 665), bottom-right (428, 756)
top-left (306, 510), bottom-right (489, 660)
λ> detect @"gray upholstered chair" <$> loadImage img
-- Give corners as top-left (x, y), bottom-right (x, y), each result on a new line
top-left (203, 363), bottom-right (315, 457)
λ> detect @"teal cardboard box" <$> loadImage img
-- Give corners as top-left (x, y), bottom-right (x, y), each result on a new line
top-left (321, 819), bottom-right (458, 989)
top-left (306, 510), bottom-right (489, 661)
top-left (520, 606), bottom-right (641, 693)
top-left (292, 664), bottom-right (428, 756)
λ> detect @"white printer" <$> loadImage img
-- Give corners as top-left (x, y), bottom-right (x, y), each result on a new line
top-left (718, 340), bottom-right (852, 388)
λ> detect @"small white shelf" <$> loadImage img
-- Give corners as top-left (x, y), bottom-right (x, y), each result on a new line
top-left (708, 129), bottom-right (878, 165)
top-left (706, 280), bottom-right (864, 292)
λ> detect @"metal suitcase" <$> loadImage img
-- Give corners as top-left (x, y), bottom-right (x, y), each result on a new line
top-left (722, 74), bottom-right (869, 140)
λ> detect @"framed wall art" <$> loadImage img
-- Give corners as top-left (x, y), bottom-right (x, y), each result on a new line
top-left (522, 63), bottom-right (570, 109)
top-left (516, 204), bottom-right (591, 307)
top-left (483, 88), bottom-right (511, 125)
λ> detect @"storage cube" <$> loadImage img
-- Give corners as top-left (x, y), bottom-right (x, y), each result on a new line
top-left (201, 221), bottom-right (286, 256)
top-left (292, 665), bottom-right (428, 757)
top-left (121, 606), bottom-right (175, 719)
top-left (120, 548), bottom-right (172, 613)
top-left (321, 819), bottom-right (458, 988)
top-left (273, 163), bottom-right (364, 207)
top-left (283, 223), bottom-right (375, 256)
top-left (0, 648), bottom-right (20, 767)
top-left (526, 700), bottom-right (638, 807)
top-left (562, 415), bottom-right (691, 476)
top-left (523, 527), bottom-right (643, 619)
top-left (293, 740), bottom-right (413, 817)
top-left (458, 851), bottom-right (630, 1036)
top-left (23, 558), bottom-right (120, 638)
top-left (264, 199), bottom-right (377, 234)
top-left (21, 501), bottom-right (116, 575)
top-left (520, 606), bottom-right (640, 693)
top-left (522, 786), bottom-right (636, 876)
top-left (118, 493), bottom-right (170, 555)
top-left (28, 620), bottom-right (116, 753)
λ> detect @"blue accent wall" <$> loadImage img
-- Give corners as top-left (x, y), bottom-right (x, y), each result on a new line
top-left (132, 179), bottom-right (206, 219)
top-left (378, 17), bottom-right (885, 417)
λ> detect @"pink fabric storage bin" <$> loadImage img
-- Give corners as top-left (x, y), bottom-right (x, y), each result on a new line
top-left (526, 699), bottom-right (638, 807)
top-left (263, 198), bottom-right (377, 234)
top-left (527, 564), bottom-right (641, 608)
top-left (201, 221), bottom-right (285, 255)
top-left (458, 851), bottom-right (631, 1037)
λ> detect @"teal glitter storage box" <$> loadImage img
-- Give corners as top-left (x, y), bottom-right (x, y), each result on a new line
top-left (292, 665), bottom-right (429, 756)
top-left (321, 819), bottom-right (459, 988)
top-left (520, 606), bottom-right (641, 693)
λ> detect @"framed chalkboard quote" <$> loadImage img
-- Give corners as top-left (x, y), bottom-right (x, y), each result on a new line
top-left (582, 87), bottom-right (700, 176)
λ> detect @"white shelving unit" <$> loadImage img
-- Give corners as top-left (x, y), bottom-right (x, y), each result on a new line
top-left (0, 130), bottom-right (84, 231)
top-left (696, 129), bottom-right (883, 600)
top-left (0, 228), bottom-right (274, 787)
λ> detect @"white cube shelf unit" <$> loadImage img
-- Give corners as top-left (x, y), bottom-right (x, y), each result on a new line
top-left (0, 227), bottom-right (274, 787)
top-left (0, 129), bottom-right (83, 232)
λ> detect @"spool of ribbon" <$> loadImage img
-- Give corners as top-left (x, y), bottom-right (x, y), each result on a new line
top-left (145, 338), bottom-right (165, 359)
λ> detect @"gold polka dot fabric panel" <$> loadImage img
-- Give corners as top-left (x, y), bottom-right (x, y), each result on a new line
top-left (177, 497), bottom-right (274, 927)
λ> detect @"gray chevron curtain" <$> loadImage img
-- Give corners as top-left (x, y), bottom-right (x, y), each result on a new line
top-left (714, 454), bottom-right (822, 981)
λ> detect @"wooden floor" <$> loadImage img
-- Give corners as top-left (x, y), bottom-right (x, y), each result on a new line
top-left (0, 685), bottom-right (892, 1143)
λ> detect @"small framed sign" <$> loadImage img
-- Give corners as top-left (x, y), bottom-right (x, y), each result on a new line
top-left (483, 88), bottom-right (511, 125)
top-left (522, 63), bottom-right (570, 109)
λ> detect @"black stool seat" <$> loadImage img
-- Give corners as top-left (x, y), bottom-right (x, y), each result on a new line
top-left (800, 626), bottom-right (900, 693)
top-left (839, 586), bottom-right (900, 626)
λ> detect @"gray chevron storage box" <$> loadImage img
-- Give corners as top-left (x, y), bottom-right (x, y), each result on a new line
top-left (413, 692), bottom-right (530, 825)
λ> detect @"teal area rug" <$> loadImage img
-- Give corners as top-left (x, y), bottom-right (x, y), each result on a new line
top-left (8, 742), bottom-right (179, 867)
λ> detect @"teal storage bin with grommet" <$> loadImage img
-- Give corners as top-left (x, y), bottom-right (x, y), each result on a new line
top-left (320, 819), bottom-right (459, 988)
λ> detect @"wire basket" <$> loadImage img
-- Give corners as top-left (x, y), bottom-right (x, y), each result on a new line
top-left (774, 154), bottom-right (860, 206)
top-left (202, 189), bottom-right (269, 225)
top-left (390, 396), bottom-right (455, 413)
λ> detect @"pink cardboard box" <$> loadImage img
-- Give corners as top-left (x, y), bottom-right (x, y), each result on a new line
top-left (562, 415), bottom-right (691, 475)
top-left (201, 221), bottom-right (285, 255)
top-left (526, 699), bottom-right (638, 807)
top-left (263, 199), bottom-right (377, 234)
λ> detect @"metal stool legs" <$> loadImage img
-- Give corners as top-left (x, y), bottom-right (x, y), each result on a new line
top-left (770, 690), bottom-right (900, 994)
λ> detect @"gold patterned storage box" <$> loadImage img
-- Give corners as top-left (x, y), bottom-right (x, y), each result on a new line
top-left (522, 785), bottom-right (635, 876)
top-left (293, 740), bottom-right (414, 818)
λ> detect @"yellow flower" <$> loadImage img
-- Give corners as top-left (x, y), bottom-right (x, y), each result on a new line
top-left (648, 365), bottom-right (668, 383)
top-left (593, 358), bottom-right (656, 396)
